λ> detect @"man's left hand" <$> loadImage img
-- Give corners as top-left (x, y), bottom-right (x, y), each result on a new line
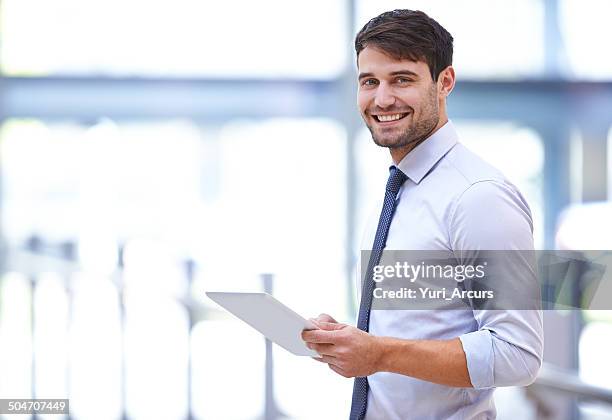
top-left (301, 322), bottom-right (383, 378)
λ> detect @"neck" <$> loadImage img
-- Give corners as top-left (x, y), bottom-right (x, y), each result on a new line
top-left (390, 115), bottom-right (448, 164)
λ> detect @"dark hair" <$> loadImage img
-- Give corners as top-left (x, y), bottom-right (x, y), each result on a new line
top-left (355, 9), bottom-right (453, 82)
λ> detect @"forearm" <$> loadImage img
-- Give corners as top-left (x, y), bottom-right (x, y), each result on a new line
top-left (375, 336), bottom-right (472, 387)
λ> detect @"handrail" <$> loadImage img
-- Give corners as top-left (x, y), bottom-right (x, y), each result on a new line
top-left (530, 363), bottom-right (612, 404)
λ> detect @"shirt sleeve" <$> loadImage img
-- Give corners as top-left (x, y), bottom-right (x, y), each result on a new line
top-left (449, 180), bottom-right (544, 389)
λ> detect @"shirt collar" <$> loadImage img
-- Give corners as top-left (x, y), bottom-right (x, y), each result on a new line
top-left (394, 120), bottom-right (458, 184)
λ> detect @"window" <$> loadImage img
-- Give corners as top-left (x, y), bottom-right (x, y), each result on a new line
top-left (0, 117), bottom-right (349, 418)
top-left (0, 0), bottom-right (347, 78)
top-left (560, 0), bottom-right (612, 80)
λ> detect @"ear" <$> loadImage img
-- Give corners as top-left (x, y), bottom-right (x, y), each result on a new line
top-left (437, 66), bottom-right (455, 98)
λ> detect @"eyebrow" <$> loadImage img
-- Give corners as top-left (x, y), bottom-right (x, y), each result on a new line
top-left (358, 70), bottom-right (420, 80)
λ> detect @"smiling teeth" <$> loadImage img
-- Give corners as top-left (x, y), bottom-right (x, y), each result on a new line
top-left (378, 114), bottom-right (404, 122)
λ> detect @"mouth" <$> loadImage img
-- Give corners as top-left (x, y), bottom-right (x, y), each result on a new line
top-left (372, 112), bottom-right (410, 125)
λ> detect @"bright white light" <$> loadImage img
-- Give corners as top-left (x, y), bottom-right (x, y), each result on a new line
top-left (68, 272), bottom-right (122, 420)
top-left (556, 203), bottom-right (612, 250)
top-left (274, 346), bottom-right (353, 419)
top-left (124, 298), bottom-right (189, 420)
top-left (0, 119), bottom-right (206, 245)
top-left (580, 322), bottom-right (612, 388)
top-left (198, 118), bottom-right (347, 317)
top-left (560, 0), bottom-right (612, 80)
top-left (123, 239), bottom-right (187, 298)
top-left (191, 320), bottom-right (265, 419)
top-left (77, 232), bottom-right (118, 277)
top-left (0, 273), bottom-right (32, 399)
top-left (33, 273), bottom-right (69, 400)
top-left (1, 0), bottom-right (346, 78)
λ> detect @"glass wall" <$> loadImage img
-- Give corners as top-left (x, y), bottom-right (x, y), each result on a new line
top-left (0, 0), bottom-right (347, 78)
top-left (0, 118), bottom-right (349, 419)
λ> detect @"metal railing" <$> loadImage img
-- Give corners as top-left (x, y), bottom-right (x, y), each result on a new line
top-left (0, 236), bottom-right (286, 420)
top-left (527, 364), bottom-right (612, 419)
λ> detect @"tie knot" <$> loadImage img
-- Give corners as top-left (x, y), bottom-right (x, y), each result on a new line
top-left (386, 166), bottom-right (407, 194)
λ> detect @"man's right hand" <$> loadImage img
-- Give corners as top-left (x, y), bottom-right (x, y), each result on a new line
top-left (309, 313), bottom-right (338, 327)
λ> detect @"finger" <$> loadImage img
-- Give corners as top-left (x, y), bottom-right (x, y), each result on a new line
top-left (308, 318), bottom-right (321, 329)
top-left (312, 354), bottom-right (336, 364)
top-left (317, 313), bottom-right (338, 323)
top-left (308, 343), bottom-right (336, 356)
top-left (301, 329), bottom-right (341, 344)
top-left (317, 321), bottom-right (346, 331)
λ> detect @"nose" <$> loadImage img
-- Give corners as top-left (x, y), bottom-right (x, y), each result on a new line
top-left (374, 83), bottom-right (396, 109)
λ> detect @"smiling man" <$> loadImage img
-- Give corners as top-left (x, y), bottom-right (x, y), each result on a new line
top-left (302, 9), bottom-right (543, 420)
top-left (358, 46), bottom-right (447, 161)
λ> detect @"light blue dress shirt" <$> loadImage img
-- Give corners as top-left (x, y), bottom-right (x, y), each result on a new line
top-left (359, 120), bottom-right (544, 420)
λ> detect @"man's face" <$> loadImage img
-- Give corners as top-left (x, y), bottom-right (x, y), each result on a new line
top-left (357, 46), bottom-right (441, 150)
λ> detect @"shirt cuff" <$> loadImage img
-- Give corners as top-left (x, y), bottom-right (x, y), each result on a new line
top-left (459, 330), bottom-right (494, 389)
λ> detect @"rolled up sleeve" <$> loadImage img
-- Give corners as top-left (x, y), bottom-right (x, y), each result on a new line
top-left (459, 310), bottom-right (543, 388)
top-left (459, 329), bottom-right (494, 388)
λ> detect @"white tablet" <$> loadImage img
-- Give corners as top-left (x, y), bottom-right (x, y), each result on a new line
top-left (205, 291), bottom-right (319, 357)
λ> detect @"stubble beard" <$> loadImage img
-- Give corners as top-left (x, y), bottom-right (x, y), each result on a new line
top-left (367, 87), bottom-right (440, 151)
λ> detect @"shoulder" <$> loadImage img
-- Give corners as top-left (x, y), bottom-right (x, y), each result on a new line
top-left (444, 143), bottom-right (507, 186)
top-left (423, 142), bottom-right (509, 204)
top-left (440, 145), bottom-right (534, 250)
top-left (441, 142), bottom-right (530, 213)
top-left (448, 179), bottom-right (534, 250)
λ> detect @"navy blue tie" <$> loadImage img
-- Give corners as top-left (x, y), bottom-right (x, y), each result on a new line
top-left (349, 166), bottom-right (408, 420)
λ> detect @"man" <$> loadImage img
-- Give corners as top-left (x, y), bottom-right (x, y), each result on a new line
top-left (302, 9), bottom-right (543, 420)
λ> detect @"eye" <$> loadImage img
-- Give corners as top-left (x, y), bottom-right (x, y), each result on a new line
top-left (361, 78), bottom-right (378, 86)
top-left (397, 77), bottom-right (413, 84)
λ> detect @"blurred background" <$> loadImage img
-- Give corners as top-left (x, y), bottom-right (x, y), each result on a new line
top-left (0, 0), bottom-right (611, 419)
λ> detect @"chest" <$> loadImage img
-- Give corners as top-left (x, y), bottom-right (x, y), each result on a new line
top-left (362, 187), bottom-right (454, 251)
